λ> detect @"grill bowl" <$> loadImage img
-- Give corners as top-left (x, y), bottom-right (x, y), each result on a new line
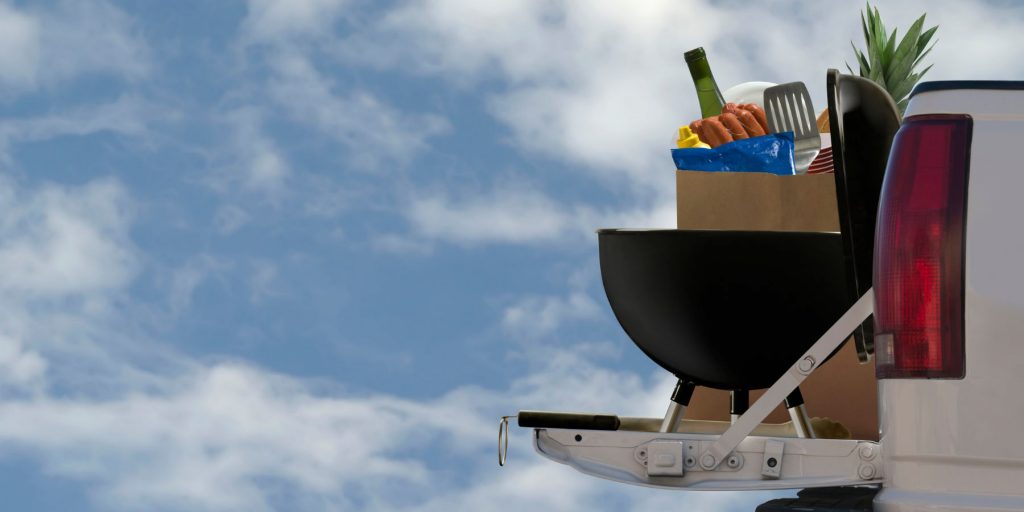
top-left (598, 229), bottom-right (850, 389)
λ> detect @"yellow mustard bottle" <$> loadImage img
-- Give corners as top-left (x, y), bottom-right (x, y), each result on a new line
top-left (677, 125), bottom-right (711, 149)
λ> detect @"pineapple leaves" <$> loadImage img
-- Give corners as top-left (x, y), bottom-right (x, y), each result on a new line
top-left (885, 29), bottom-right (898, 66)
top-left (912, 43), bottom-right (936, 70)
top-left (918, 25), bottom-right (938, 54)
top-left (871, 5), bottom-right (887, 64)
top-left (847, 3), bottom-right (938, 115)
top-left (860, 10), bottom-right (870, 52)
top-left (866, 5), bottom-right (885, 82)
top-left (888, 71), bottom-right (921, 105)
top-left (886, 14), bottom-right (926, 88)
top-left (852, 43), bottom-right (870, 77)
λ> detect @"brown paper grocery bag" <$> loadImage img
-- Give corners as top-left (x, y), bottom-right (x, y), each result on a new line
top-left (675, 169), bottom-right (876, 440)
top-left (676, 171), bottom-right (839, 232)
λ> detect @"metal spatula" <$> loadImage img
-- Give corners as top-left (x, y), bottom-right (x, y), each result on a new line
top-left (764, 82), bottom-right (821, 173)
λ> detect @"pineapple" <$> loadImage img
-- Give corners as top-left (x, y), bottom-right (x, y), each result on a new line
top-left (847, 3), bottom-right (938, 115)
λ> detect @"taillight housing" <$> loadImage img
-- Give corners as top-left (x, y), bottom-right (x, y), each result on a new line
top-left (873, 114), bottom-right (972, 379)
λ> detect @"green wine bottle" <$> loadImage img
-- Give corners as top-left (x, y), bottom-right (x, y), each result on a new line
top-left (685, 47), bottom-right (725, 118)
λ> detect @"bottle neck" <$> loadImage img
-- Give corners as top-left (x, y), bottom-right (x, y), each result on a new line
top-left (686, 56), bottom-right (725, 118)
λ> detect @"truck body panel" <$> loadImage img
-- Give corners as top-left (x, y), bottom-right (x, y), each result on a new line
top-left (875, 87), bottom-right (1024, 511)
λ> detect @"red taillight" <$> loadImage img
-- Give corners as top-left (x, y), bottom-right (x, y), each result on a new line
top-left (873, 114), bottom-right (972, 379)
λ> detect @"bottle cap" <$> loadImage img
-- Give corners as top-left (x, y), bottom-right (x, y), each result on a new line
top-left (684, 47), bottom-right (706, 63)
top-left (676, 125), bottom-right (710, 149)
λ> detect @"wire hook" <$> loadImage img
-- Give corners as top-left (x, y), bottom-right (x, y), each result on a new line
top-left (498, 415), bottom-right (516, 466)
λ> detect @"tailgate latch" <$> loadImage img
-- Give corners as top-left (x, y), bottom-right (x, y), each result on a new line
top-left (761, 439), bottom-right (785, 479)
top-left (642, 440), bottom-right (685, 477)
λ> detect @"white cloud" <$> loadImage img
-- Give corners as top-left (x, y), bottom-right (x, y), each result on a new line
top-left (502, 291), bottom-right (602, 338)
top-left (875, 1), bottom-right (1024, 81)
top-left (343, 0), bottom-right (733, 190)
top-left (0, 176), bottom-right (137, 297)
top-left (266, 53), bottom-right (450, 170)
top-left (247, 147), bottom-right (289, 192)
top-left (241, 0), bottom-right (349, 44)
top-left (0, 169), bottom-right (772, 511)
top-left (207, 107), bottom-right (292, 200)
top-left (0, 172), bottom-right (772, 510)
top-left (0, 341), bottom-right (791, 512)
top-left (0, 1), bottom-right (150, 95)
top-left (213, 204), bottom-right (251, 234)
top-left (371, 232), bottom-right (435, 255)
top-left (229, 0), bottom-right (1024, 248)
top-left (168, 255), bottom-right (232, 315)
top-left (300, 175), bottom-right (366, 219)
top-left (404, 182), bottom-right (675, 246)
top-left (407, 186), bottom-right (578, 245)
top-left (0, 95), bottom-right (164, 164)
top-left (233, 1), bottom-right (452, 190)
top-left (0, 174), bottom-right (191, 398)
top-left (0, 363), bottom-right (436, 511)
top-left (166, 256), bottom-right (281, 314)
top-left (0, 3), bottom-right (40, 89)
top-left (341, 0), bottom-right (1024, 194)
top-left (0, 333), bottom-right (47, 392)
top-left (248, 260), bottom-right (279, 304)
top-left (496, 246), bottom-right (607, 344)
top-left (330, 0), bottom-right (1024, 248)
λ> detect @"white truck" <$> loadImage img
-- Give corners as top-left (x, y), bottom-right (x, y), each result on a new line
top-left (502, 71), bottom-right (1024, 511)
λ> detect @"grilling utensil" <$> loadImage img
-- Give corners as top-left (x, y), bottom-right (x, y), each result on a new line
top-left (764, 81), bottom-right (822, 173)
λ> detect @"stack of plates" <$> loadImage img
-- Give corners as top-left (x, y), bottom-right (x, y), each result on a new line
top-left (807, 134), bottom-right (834, 174)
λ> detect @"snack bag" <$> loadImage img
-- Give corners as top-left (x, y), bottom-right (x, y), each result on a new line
top-left (671, 132), bottom-right (796, 175)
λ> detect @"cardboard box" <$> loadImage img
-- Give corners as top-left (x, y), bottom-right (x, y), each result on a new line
top-left (676, 171), bottom-right (840, 232)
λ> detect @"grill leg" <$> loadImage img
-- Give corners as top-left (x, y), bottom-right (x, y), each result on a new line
top-left (784, 388), bottom-right (816, 438)
top-left (731, 389), bottom-right (749, 424)
top-left (659, 380), bottom-right (696, 433)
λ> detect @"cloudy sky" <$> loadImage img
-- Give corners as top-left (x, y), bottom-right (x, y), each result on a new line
top-left (1, 0), bottom-right (1021, 510)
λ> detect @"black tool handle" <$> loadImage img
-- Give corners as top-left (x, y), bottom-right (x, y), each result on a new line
top-left (517, 411), bottom-right (621, 431)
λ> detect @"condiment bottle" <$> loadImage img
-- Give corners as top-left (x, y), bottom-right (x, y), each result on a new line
top-left (676, 126), bottom-right (711, 149)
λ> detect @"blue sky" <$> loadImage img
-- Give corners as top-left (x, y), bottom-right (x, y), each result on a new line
top-left (1, 1), bottom-right (1022, 510)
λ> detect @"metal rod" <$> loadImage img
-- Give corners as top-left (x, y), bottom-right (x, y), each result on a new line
top-left (784, 388), bottom-right (815, 438)
top-left (700, 290), bottom-right (873, 469)
top-left (659, 402), bottom-right (685, 433)
top-left (659, 380), bottom-right (696, 433)
top-left (788, 403), bottom-right (815, 439)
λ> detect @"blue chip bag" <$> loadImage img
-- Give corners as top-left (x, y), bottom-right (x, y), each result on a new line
top-left (671, 132), bottom-right (796, 175)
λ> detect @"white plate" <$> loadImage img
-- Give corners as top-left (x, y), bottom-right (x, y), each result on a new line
top-left (722, 81), bottom-right (777, 108)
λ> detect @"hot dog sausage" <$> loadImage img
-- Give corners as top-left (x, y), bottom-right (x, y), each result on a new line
top-left (719, 112), bottom-right (748, 140)
top-left (701, 118), bottom-right (731, 148)
top-left (733, 109), bottom-right (765, 136)
top-left (689, 119), bottom-right (707, 144)
top-left (739, 103), bottom-right (769, 133)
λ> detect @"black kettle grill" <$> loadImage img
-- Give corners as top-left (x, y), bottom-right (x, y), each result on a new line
top-left (597, 70), bottom-right (901, 430)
